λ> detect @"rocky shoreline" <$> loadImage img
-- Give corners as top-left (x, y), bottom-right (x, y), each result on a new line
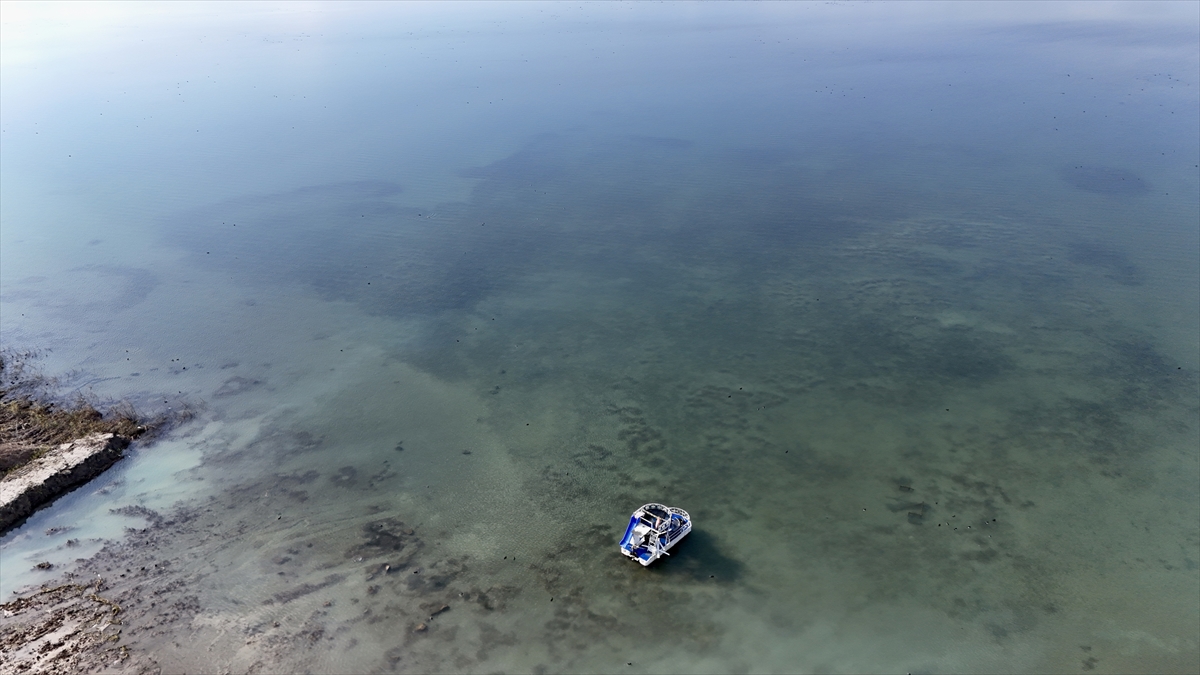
top-left (0, 432), bottom-right (131, 533)
top-left (1, 350), bottom-right (157, 534)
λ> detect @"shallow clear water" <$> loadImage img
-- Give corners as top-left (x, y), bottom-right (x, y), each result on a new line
top-left (2, 3), bottom-right (1198, 673)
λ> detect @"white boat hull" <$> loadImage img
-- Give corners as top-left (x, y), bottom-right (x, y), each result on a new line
top-left (618, 503), bottom-right (692, 566)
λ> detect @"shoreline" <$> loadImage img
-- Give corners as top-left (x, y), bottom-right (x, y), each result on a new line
top-left (0, 432), bottom-right (131, 533)
top-left (0, 352), bottom-right (169, 673)
top-left (0, 349), bottom-right (166, 534)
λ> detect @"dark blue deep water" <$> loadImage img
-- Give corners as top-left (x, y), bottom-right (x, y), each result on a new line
top-left (2, 3), bottom-right (1198, 672)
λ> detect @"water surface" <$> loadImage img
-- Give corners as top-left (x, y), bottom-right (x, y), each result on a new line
top-left (2, 3), bottom-right (1197, 673)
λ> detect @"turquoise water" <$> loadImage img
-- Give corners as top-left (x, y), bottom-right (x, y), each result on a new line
top-left (2, 3), bottom-right (1197, 673)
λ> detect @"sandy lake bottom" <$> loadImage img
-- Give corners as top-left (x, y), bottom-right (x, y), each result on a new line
top-left (3, 136), bottom-right (1197, 673)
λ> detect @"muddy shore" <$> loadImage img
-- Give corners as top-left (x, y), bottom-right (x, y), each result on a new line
top-left (0, 432), bottom-right (149, 674)
top-left (0, 355), bottom-right (160, 673)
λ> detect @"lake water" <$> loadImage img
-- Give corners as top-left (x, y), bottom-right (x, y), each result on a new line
top-left (1, 3), bottom-right (1197, 673)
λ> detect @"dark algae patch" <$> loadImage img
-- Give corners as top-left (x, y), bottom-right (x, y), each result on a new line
top-left (1061, 166), bottom-right (1150, 196)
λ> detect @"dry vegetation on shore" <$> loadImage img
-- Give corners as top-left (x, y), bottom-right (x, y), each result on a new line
top-left (0, 350), bottom-right (152, 476)
top-left (0, 398), bottom-right (145, 476)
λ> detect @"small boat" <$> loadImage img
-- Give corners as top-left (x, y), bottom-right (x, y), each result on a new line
top-left (618, 503), bottom-right (692, 566)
